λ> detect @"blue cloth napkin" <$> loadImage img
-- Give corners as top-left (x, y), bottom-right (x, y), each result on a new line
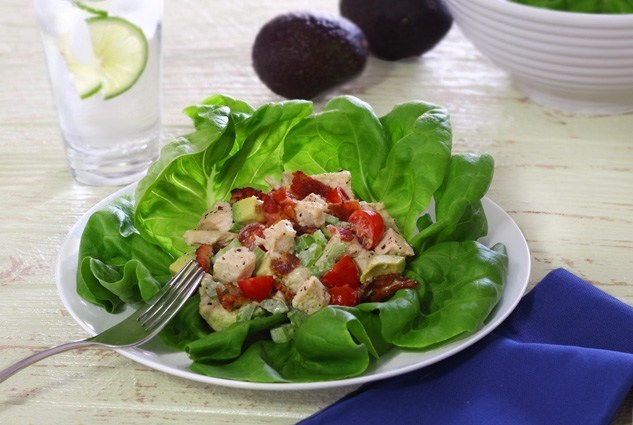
top-left (299, 269), bottom-right (633, 425)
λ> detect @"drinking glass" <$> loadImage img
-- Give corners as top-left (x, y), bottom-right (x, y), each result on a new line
top-left (33, 0), bottom-right (163, 186)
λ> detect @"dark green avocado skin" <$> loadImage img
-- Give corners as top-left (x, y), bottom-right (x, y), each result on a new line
top-left (252, 12), bottom-right (368, 99)
top-left (340, 0), bottom-right (453, 61)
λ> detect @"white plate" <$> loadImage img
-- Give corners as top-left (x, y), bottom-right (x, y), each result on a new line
top-left (55, 184), bottom-right (530, 391)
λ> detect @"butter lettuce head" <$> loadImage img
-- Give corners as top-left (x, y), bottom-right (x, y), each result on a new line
top-left (76, 94), bottom-right (507, 382)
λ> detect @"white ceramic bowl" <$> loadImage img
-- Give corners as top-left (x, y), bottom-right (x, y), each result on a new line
top-left (444, 0), bottom-right (633, 115)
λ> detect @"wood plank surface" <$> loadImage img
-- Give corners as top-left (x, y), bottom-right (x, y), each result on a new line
top-left (0, 0), bottom-right (631, 423)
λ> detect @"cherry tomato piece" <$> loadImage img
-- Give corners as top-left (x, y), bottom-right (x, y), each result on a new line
top-left (237, 275), bottom-right (274, 302)
top-left (321, 255), bottom-right (360, 289)
top-left (349, 209), bottom-right (385, 249)
top-left (329, 285), bottom-right (359, 306)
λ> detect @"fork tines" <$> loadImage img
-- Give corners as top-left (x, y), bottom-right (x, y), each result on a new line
top-left (138, 260), bottom-right (204, 330)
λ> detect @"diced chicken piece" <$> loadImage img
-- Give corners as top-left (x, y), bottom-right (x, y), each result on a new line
top-left (283, 266), bottom-right (311, 293)
top-left (374, 228), bottom-right (415, 256)
top-left (295, 197), bottom-right (327, 228)
top-left (213, 247), bottom-right (257, 283)
top-left (263, 219), bottom-right (296, 254)
top-left (303, 193), bottom-right (328, 207)
top-left (292, 276), bottom-right (330, 314)
top-left (311, 171), bottom-right (354, 199)
top-left (359, 201), bottom-right (398, 230)
top-left (183, 230), bottom-right (235, 246)
top-left (197, 201), bottom-right (233, 232)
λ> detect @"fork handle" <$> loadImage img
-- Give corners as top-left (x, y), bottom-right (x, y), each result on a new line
top-left (0, 340), bottom-right (95, 383)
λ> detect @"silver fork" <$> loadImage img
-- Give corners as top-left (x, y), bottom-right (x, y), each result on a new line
top-left (0, 260), bottom-right (204, 383)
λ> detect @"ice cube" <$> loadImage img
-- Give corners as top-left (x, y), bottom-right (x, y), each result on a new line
top-left (108, 0), bottom-right (163, 39)
top-left (65, 16), bottom-right (96, 64)
top-left (34, 0), bottom-right (85, 38)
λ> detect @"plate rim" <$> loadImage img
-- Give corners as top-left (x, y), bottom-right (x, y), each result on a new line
top-left (55, 183), bottom-right (531, 391)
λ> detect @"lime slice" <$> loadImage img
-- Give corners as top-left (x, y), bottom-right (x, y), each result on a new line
top-left (68, 60), bottom-right (103, 99)
top-left (71, 1), bottom-right (108, 18)
top-left (86, 16), bottom-right (148, 100)
top-left (56, 34), bottom-right (103, 99)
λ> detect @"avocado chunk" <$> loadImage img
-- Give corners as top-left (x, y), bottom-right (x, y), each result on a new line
top-left (232, 196), bottom-right (265, 225)
top-left (200, 302), bottom-right (238, 332)
top-left (360, 254), bottom-right (406, 283)
top-left (340, 0), bottom-right (453, 61)
top-left (252, 12), bottom-right (368, 99)
top-left (169, 251), bottom-right (196, 275)
top-left (255, 252), bottom-right (275, 276)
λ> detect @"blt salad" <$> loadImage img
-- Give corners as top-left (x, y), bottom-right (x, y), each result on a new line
top-left (179, 170), bottom-right (418, 341)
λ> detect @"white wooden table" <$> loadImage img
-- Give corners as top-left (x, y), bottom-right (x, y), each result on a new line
top-left (1, 0), bottom-right (631, 423)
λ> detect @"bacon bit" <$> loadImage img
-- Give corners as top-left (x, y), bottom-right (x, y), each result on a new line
top-left (262, 192), bottom-right (280, 214)
top-left (295, 225), bottom-right (319, 236)
top-left (238, 223), bottom-right (266, 250)
top-left (262, 192), bottom-right (282, 224)
top-left (271, 186), bottom-right (293, 203)
top-left (326, 187), bottom-right (349, 203)
top-left (328, 199), bottom-right (361, 221)
top-left (282, 203), bottom-right (297, 222)
top-left (195, 244), bottom-right (214, 273)
top-left (262, 188), bottom-right (297, 225)
top-left (327, 225), bottom-right (355, 241)
top-left (290, 170), bottom-right (332, 199)
top-left (271, 252), bottom-right (301, 276)
top-left (216, 282), bottom-right (251, 311)
top-left (274, 281), bottom-right (294, 302)
top-left (231, 187), bottom-right (264, 203)
top-left (361, 274), bottom-right (418, 303)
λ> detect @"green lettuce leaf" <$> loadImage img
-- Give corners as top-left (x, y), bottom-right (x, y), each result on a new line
top-left (284, 97), bottom-right (453, 241)
top-left (412, 153), bottom-right (494, 252)
top-left (283, 96), bottom-right (389, 201)
top-left (397, 241), bottom-right (508, 347)
top-left (134, 98), bottom-right (312, 256)
top-left (133, 106), bottom-right (236, 257)
top-left (190, 308), bottom-right (378, 382)
top-left (183, 93), bottom-right (255, 130)
top-left (159, 295), bottom-right (210, 350)
top-left (372, 101), bottom-right (452, 239)
top-left (76, 196), bottom-right (174, 312)
top-left (215, 99), bottom-right (313, 195)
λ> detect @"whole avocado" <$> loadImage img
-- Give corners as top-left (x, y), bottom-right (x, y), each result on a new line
top-left (340, 0), bottom-right (453, 61)
top-left (252, 12), bottom-right (368, 99)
